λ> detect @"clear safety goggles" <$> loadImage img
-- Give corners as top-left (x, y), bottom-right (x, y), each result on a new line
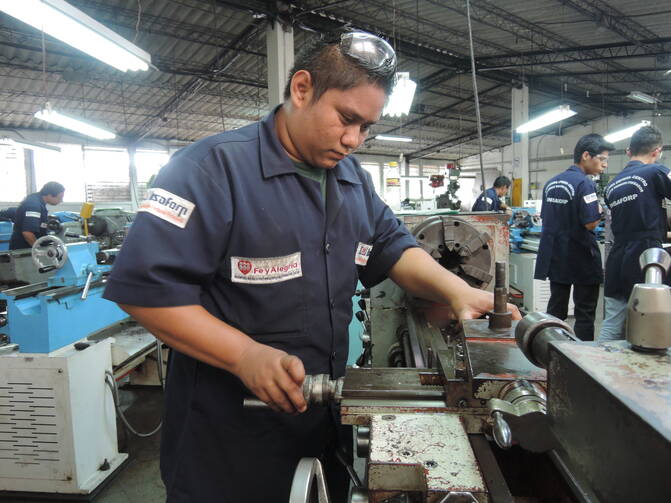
top-left (339, 32), bottom-right (397, 76)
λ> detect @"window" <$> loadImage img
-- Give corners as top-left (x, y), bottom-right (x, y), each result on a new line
top-left (0, 145), bottom-right (26, 202)
top-left (83, 148), bottom-right (130, 202)
top-left (33, 144), bottom-right (86, 202)
top-left (360, 162), bottom-right (381, 195)
top-left (135, 150), bottom-right (170, 200)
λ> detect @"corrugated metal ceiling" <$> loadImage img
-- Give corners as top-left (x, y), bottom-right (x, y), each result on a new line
top-left (0, 0), bottom-right (668, 161)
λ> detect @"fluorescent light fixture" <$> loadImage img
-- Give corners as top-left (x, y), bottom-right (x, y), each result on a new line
top-left (0, 137), bottom-right (61, 152)
top-left (35, 106), bottom-right (116, 140)
top-left (604, 120), bottom-right (651, 143)
top-left (627, 91), bottom-right (659, 104)
top-left (376, 135), bottom-right (413, 142)
top-left (0, 0), bottom-right (151, 72)
top-left (383, 72), bottom-right (417, 117)
top-left (516, 105), bottom-right (577, 134)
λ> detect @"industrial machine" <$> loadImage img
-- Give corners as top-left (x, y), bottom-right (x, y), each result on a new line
top-left (435, 167), bottom-right (462, 210)
top-left (0, 207), bottom-right (134, 288)
top-left (277, 247), bottom-right (671, 502)
top-left (0, 236), bottom-right (128, 353)
top-left (49, 207), bottom-right (135, 250)
top-left (0, 236), bottom-right (160, 500)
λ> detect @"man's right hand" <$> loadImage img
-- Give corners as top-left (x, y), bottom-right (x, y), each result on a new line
top-left (233, 342), bottom-right (307, 414)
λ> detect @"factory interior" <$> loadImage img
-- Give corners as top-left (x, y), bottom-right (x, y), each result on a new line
top-left (0, 1), bottom-right (670, 502)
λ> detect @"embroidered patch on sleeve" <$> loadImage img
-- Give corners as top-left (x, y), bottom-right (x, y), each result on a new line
top-left (355, 242), bottom-right (373, 266)
top-left (138, 188), bottom-right (195, 229)
top-left (583, 193), bottom-right (598, 204)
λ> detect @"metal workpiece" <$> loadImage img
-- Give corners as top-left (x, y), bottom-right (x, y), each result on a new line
top-left (639, 247), bottom-right (671, 284)
top-left (366, 413), bottom-right (487, 500)
top-left (243, 374), bottom-right (344, 409)
top-left (515, 312), bottom-right (575, 368)
top-left (626, 248), bottom-right (671, 352)
top-left (547, 340), bottom-right (671, 502)
top-left (487, 380), bottom-right (552, 453)
top-left (488, 262), bottom-right (512, 330)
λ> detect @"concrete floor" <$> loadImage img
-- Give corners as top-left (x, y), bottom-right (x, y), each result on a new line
top-left (96, 388), bottom-right (166, 503)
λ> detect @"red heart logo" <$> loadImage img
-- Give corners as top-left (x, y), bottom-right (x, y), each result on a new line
top-left (238, 260), bottom-right (252, 275)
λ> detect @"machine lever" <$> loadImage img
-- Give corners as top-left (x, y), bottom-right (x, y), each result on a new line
top-left (38, 265), bottom-right (57, 273)
top-left (492, 411), bottom-right (512, 449)
top-left (81, 271), bottom-right (94, 300)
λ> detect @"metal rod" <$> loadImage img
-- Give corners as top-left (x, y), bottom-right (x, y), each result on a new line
top-left (465, 0), bottom-right (487, 192)
top-left (645, 266), bottom-right (663, 284)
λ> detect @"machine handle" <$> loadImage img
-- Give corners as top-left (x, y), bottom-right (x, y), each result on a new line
top-left (81, 271), bottom-right (94, 300)
top-left (492, 411), bottom-right (512, 449)
top-left (38, 265), bottom-right (57, 273)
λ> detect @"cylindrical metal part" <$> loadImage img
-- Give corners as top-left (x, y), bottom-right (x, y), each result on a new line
top-left (243, 375), bottom-right (343, 409)
top-left (489, 261), bottom-right (512, 330)
top-left (645, 267), bottom-right (664, 285)
top-left (355, 426), bottom-right (370, 458)
top-left (626, 284), bottom-right (671, 352)
top-left (515, 312), bottom-right (575, 368)
top-left (627, 248), bottom-right (671, 352)
top-left (530, 327), bottom-right (574, 369)
top-left (80, 271), bottom-right (94, 300)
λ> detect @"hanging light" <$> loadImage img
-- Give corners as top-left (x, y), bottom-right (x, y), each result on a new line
top-left (35, 104), bottom-right (116, 140)
top-left (0, 0), bottom-right (151, 72)
top-left (376, 135), bottom-right (413, 142)
top-left (604, 120), bottom-right (651, 143)
top-left (516, 105), bottom-right (577, 134)
top-left (383, 72), bottom-right (417, 118)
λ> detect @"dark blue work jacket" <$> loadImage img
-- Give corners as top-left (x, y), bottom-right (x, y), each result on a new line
top-left (471, 187), bottom-right (501, 211)
top-left (534, 165), bottom-right (602, 285)
top-left (103, 107), bottom-right (417, 502)
top-left (9, 193), bottom-right (48, 250)
top-left (604, 160), bottom-right (671, 300)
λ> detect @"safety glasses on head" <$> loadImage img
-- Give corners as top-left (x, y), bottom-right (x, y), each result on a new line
top-left (339, 32), bottom-right (397, 76)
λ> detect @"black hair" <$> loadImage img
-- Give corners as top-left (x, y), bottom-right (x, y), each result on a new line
top-left (39, 181), bottom-right (65, 197)
top-left (493, 175), bottom-right (511, 188)
top-left (629, 125), bottom-right (663, 156)
top-left (283, 32), bottom-right (397, 103)
top-left (573, 134), bottom-right (615, 164)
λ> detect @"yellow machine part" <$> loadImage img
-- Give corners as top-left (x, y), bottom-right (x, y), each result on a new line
top-left (80, 202), bottom-right (95, 236)
top-left (511, 178), bottom-right (523, 207)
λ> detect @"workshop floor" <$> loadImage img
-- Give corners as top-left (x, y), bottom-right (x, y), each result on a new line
top-left (96, 388), bottom-right (166, 503)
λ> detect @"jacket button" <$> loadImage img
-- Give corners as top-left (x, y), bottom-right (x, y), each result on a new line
top-left (325, 243), bottom-right (331, 254)
top-left (330, 298), bottom-right (335, 308)
top-left (331, 352), bottom-right (336, 360)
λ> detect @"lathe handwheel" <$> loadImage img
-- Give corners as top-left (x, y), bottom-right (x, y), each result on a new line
top-left (32, 235), bottom-right (68, 272)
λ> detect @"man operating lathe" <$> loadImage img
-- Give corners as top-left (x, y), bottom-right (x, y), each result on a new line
top-left (103, 31), bottom-right (520, 502)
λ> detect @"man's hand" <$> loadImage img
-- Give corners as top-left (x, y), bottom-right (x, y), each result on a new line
top-left (233, 342), bottom-right (307, 414)
top-left (450, 286), bottom-right (521, 320)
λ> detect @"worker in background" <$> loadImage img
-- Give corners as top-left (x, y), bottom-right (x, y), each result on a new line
top-left (103, 31), bottom-right (520, 502)
top-left (0, 207), bottom-right (17, 222)
top-left (9, 181), bottom-right (65, 250)
top-left (534, 134), bottom-right (615, 341)
top-left (471, 175), bottom-right (511, 211)
top-left (600, 125), bottom-right (671, 341)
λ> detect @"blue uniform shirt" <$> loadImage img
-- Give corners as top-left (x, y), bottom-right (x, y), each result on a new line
top-left (9, 193), bottom-right (48, 250)
top-left (104, 108), bottom-right (417, 375)
top-left (534, 165), bottom-right (602, 285)
top-left (471, 187), bottom-right (501, 211)
top-left (604, 160), bottom-right (671, 299)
